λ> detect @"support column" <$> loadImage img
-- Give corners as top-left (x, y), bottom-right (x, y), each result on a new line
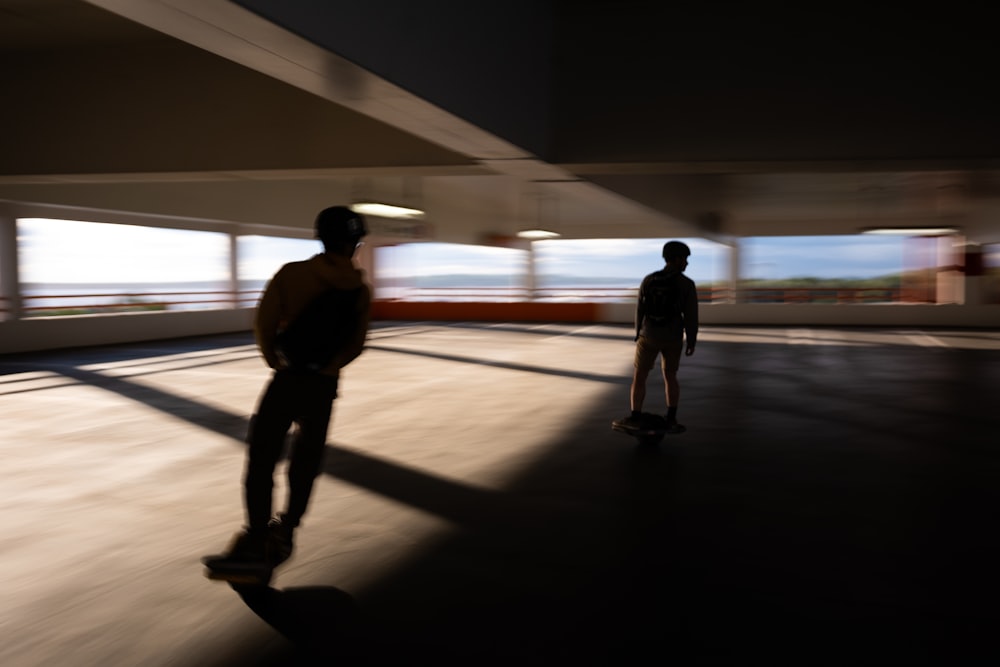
top-left (525, 240), bottom-right (537, 300)
top-left (729, 239), bottom-right (742, 303)
top-left (356, 239), bottom-right (377, 297)
top-left (228, 233), bottom-right (240, 308)
top-left (0, 214), bottom-right (22, 320)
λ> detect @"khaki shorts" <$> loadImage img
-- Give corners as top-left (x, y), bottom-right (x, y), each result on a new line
top-left (634, 335), bottom-right (684, 374)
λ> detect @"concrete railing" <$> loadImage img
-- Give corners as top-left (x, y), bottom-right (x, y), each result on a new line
top-left (3, 298), bottom-right (998, 355)
top-left (0, 309), bottom-right (255, 355)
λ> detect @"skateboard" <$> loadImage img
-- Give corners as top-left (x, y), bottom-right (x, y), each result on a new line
top-left (612, 412), bottom-right (683, 445)
top-left (201, 554), bottom-right (274, 587)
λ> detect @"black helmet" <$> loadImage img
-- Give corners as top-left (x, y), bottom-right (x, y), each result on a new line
top-left (662, 240), bottom-right (691, 261)
top-left (316, 206), bottom-right (368, 244)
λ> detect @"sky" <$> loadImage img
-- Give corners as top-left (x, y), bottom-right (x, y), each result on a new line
top-left (17, 219), bottom-right (317, 285)
top-left (740, 236), bottom-right (906, 281)
top-left (378, 236), bottom-right (908, 284)
top-left (16, 218), bottom-right (910, 286)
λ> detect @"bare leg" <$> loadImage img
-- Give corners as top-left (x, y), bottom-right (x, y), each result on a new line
top-left (662, 366), bottom-right (679, 410)
top-left (630, 366), bottom-right (650, 413)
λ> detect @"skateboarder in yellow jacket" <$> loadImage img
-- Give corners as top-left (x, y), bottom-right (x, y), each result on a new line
top-left (204, 206), bottom-right (371, 580)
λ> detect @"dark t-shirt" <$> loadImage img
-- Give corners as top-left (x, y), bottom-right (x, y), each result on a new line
top-left (636, 268), bottom-right (699, 345)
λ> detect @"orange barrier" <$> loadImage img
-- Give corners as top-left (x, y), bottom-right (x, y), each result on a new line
top-left (371, 300), bottom-right (599, 322)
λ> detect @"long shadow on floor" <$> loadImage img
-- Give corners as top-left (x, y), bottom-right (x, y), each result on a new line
top-left (233, 585), bottom-right (362, 663)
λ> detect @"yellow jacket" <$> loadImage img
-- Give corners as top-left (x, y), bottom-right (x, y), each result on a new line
top-left (254, 253), bottom-right (371, 376)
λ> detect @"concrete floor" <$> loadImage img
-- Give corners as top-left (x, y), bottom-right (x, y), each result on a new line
top-left (2, 322), bottom-right (999, 666)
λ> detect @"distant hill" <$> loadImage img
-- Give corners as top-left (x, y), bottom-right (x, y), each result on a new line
top-left (380, 274), bottom-right (639, 288)
top-left (378, 273), bottom-right (904, 289)
top-left (21, 280), bottom-right (267, 292)
top-left (738, 274), bottom-right (902, 289)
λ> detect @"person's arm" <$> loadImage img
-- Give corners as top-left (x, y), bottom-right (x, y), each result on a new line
top-left (254, 274), bottom-right (284, 370)
top-left (325, 285), bottom-right (371, 372)
top-left (683, 279), bottom-right (699, 354)
top-left (634, 279), bottom-right (647, 341)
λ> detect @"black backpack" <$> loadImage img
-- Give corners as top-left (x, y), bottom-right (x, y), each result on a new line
top-left (643, 273), bottom-right (682, 325)
top-left (276, 286), bottom-right (362, 371)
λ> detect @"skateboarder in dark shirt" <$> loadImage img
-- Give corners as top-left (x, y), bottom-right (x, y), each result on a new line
top-left (618, 240), bottom-right (698, 433)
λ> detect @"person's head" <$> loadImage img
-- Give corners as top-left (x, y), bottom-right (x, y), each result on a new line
top-left (662, 240), bottom-right (691, 269)
top-left (315, 206), bottom-right (368, 256)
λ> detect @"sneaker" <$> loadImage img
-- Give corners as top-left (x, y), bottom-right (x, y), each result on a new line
top-left (202, 529), bottom-right (271, 575)
top-left (267, 516), bottom-right (295, 565)
top-left (614, 414), bottom-right (642, 429)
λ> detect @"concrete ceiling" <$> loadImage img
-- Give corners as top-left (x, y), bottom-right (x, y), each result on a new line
top-left (1, 0), bottom-right (998, 245)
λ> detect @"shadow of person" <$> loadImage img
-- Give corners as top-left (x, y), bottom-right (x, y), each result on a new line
top-left (231, 582), bottom-right (482, 666)
top-left (233, 584), bottom-right (367, 663)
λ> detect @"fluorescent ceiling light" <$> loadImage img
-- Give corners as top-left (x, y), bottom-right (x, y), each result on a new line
top-left (861, 227), bottom-right (959, 236)
top-left (351, 202), bottom-right (425, 220)
top-left (516, 229), bottom-right (561, 240)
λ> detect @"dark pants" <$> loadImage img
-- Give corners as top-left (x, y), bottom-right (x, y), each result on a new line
top-left (244, 369), bottom-right (338, 532)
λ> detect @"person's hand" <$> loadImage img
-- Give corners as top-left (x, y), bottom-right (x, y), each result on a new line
top-left (685, 346), bottom-right (695, 356)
